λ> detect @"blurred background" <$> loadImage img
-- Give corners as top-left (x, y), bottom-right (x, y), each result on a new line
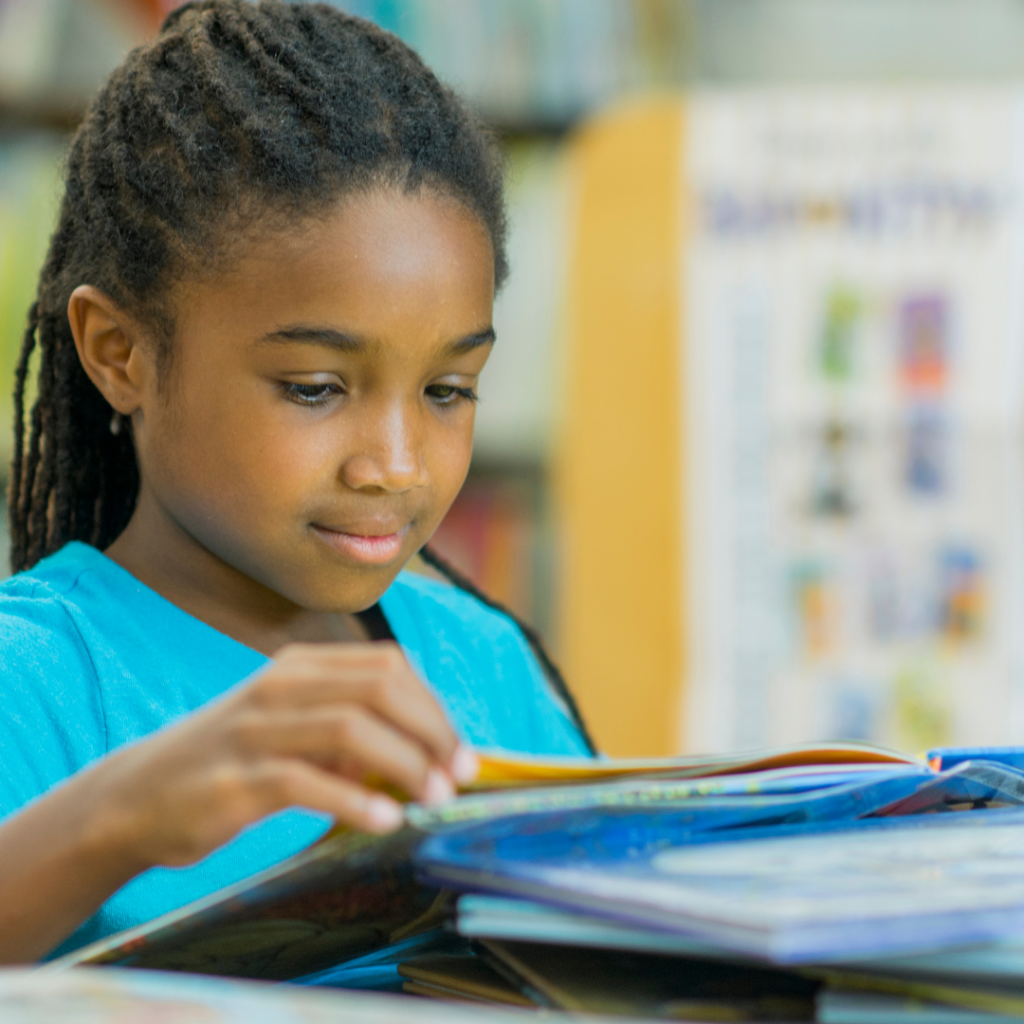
top-left (6, 0), bottom-right (1024, 756)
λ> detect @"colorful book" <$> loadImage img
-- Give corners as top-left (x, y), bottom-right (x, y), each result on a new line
top-left (397, 952), bottom-right (533, 1007)
top-left (456, 894), bottom-right (753, 959)
top-left (457, 893), bottom-right (1024, 989)
top-left (51, 749), bottom-right (929, 978)
top-left (475, 938), bottom-right (817, 1019)
top-left (928, 747), bottom-right (1024, 773)
top-left (468, 740), bottom-right (921, 789)
top-left (53, 743), bottom-right (997, 981)
top-left (817, 988), bottom-right (1024, 1024)
top-left (419, 793), bottom-right (1024, 963)
top-left (814, 969), bottom-right (1024, 1020)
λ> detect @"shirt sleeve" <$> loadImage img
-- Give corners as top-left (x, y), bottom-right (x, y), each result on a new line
top-left (0, 593), bottom-right (107, 820)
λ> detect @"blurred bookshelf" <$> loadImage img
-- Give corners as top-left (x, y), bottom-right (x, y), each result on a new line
top-left (428, 460), bottom-right (557, 633)
top-left (8, 0), bottom-right (1024, 645)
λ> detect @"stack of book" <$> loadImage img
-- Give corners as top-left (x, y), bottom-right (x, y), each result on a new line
top-left (57, 743), bottom-right (1024, 1023)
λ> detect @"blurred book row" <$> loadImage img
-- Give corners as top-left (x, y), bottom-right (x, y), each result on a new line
top-left (0, 0), bottom-right (694, 130)
top-left (335, 0), bottom-right (693, 129)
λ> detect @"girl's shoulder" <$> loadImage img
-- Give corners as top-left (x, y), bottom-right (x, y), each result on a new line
top-left (0, 542), bottom-right (168, 662)
top-left (0, 542), bottom-right (266, 738)
top-left (0, 544), bottom-right (112, 809)
top-left (0, 540), bottom-right (97, 601)
top-left (0, 542), bottom-right (100, 658)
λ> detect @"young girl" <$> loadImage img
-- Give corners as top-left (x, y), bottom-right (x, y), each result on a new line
top-left (0, 0), bottom-right (593, 964)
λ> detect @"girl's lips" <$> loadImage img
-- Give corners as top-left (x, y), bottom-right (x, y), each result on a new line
top-left (311, 525), bottom-right (406, 564)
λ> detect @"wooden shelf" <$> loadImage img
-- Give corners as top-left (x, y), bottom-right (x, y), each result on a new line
top-left (0, 98), bottom-right (84, 134)
top-left (0, 94), bottom-right (576, 140)
top-left (490, 116), bottom-right (577, 143)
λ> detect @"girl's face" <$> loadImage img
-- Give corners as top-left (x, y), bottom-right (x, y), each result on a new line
top-left (131, 188), bottom-right (495, 613)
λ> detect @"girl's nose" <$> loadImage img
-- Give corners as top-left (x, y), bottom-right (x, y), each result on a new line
top-left (339, 406), bottom-right (428, 493)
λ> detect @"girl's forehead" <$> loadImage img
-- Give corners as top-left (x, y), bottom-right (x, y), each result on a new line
top-left (172, 190), bottom-right (495, 356)
top-left (233, 189), bottom-right (493, 286)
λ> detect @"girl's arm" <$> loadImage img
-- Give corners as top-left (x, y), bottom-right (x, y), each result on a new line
top-left (0, 643), bottom-right (474, 963)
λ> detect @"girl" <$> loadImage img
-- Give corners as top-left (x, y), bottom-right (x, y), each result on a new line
top-left (0, 0), bottom-right (593, 963)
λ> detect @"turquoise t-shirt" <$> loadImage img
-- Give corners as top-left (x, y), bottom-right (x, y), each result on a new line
top-left (0, 541), bottom-right (588, 956)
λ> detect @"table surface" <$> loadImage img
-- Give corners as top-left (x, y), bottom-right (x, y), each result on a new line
top-left (0, 966), bottom-right (653, 1024)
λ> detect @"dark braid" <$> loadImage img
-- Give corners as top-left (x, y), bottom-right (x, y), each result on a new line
top-left (419, 544), bottom-right (597, 754)
top-left (9, 303), bottom-right (37, 571)
top-left (8, 0), bottom-right (594, 750)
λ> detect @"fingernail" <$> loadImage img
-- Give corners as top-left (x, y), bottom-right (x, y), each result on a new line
top-left (450, 745), bottom-right (479, 785)
top-left (424, 768), bottom-right (455, 806)
top-left (365, 796), bottom-right (404, 833)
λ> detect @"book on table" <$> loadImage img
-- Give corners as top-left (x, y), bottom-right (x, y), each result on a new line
top-left (53, 741), bottom-right (924, 979)
top-left (53, 737), bottom-right (1024, 1020)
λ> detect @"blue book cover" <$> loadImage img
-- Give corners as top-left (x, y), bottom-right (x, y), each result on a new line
top-left (928, 747), bottom-right (1024, 773)
top-left (55, 759), bottom-right (1024, 976)
top-left (417, 767), bottom-right (1024, 964)
top-left (53, 760), bottom-right (930, 976)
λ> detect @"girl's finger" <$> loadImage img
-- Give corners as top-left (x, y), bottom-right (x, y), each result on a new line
top-left (247, 758), bottom-right (405, 834)
top-left (252, 645), bottom-right (460, 764)
top-left (235, 705), bottom-right (449, 803)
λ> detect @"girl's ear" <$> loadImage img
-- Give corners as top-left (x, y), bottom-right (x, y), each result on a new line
top-left (67, 285), bottom-right (154, 416)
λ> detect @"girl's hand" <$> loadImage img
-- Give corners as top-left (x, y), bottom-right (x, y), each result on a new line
top-left (82, 642), bottom-right (477, 871)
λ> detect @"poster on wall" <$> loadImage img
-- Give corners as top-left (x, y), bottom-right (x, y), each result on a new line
top-left (682, 89), bottom-right (1024, 753)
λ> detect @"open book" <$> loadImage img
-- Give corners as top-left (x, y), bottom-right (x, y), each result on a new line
top-left (469, 741), bottom-right (918, 788)
top-left (51, 742), bottom-right (922, 981)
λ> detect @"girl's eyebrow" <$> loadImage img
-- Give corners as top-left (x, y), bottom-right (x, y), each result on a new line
top-left (257, 325), bottom-right (496, 353)
top-left (446, 328), bottom-right (496, 353)
top-left (258, 326), bottom-right (365, 351)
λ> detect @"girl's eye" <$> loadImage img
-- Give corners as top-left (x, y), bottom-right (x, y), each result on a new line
top-left (426, 383), bottom-right (478, 406)
top-left (282, 382), bottom-right (342, 406)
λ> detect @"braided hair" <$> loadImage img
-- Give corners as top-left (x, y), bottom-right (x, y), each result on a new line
top-left (7, 0), bottom-right (595, 752)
